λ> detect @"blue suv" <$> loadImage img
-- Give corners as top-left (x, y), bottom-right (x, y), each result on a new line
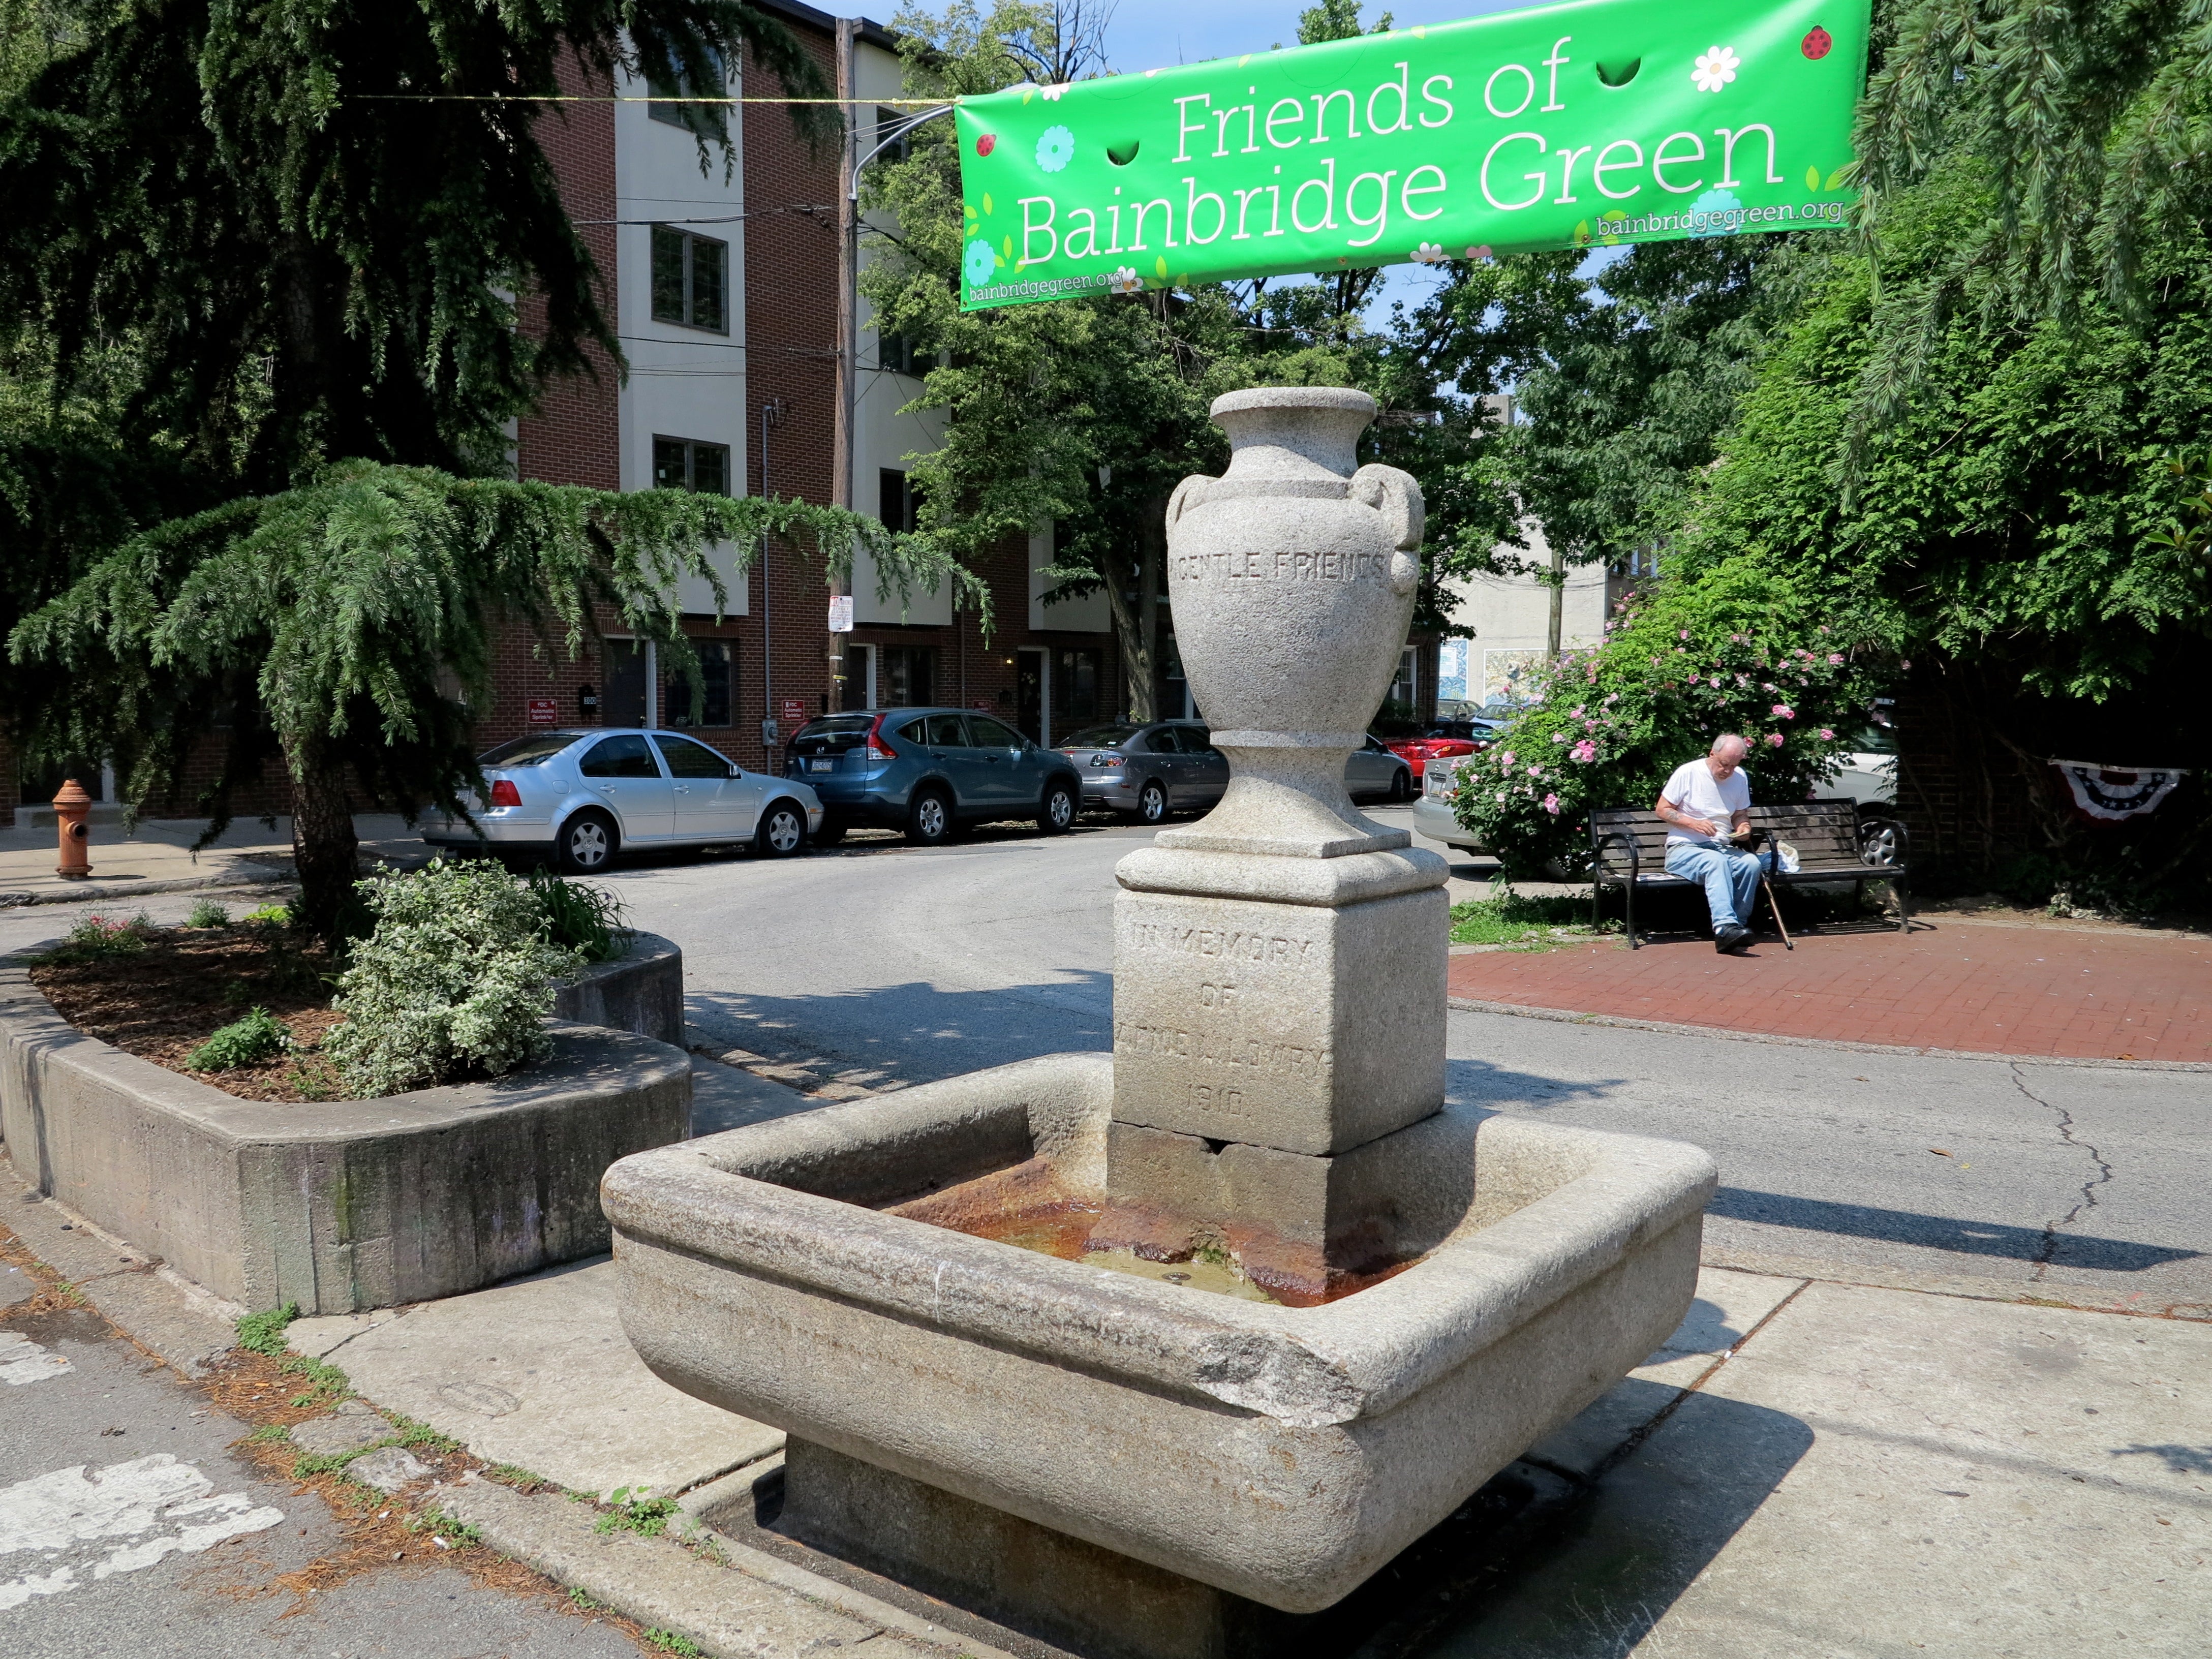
top-left (785, 708), bottom-right (1084, 846)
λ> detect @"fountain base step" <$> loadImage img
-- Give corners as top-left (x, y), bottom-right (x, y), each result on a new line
top-left (775, 1440), bottom-right (1312, 1659)
top-left (770, 1437), bottom-right (1589, 1659)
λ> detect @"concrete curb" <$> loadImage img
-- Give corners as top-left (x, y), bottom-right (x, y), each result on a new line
top-left (0, 867), bottom-right (293, 909)
top-left (1446, 994), bottom-right (2212, 1072)
top-left (437, 1477), bottom-right (1018, 1659)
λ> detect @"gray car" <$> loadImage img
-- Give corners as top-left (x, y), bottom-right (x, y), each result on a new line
top-left (1056, 721), bottom-right (1228, 823)
top-left (421, 728), bottom-right (825, 872)
top-left (1057, 722), bottom-right (1414, 822)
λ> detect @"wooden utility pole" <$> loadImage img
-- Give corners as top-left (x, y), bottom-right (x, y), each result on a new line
top-left (828, 16), bottom-right (857, 712)
top-left (1546, 536), bottom-right (1564, 661)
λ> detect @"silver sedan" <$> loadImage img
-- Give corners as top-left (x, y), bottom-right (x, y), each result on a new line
top-left (421, 728), bottom-right (825, 872)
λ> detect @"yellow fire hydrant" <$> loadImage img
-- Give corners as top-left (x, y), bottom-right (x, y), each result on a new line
top-left (53, 778), bottom-right (93, 880)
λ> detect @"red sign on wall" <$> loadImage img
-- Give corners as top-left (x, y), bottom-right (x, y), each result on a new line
top-left (527, 698), bottom-right (558, 725)
top-left (779, 697), bottom-right (808, 728)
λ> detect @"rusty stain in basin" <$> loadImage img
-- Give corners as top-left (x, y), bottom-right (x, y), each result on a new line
top-left (887, 1158), bottom-right (1422, 1307)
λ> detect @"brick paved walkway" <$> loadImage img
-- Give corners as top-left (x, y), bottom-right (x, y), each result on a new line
top-left (1447, 919), bottom-right (2212, 1062)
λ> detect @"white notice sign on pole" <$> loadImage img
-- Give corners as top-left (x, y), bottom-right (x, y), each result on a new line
top-left (827, 594), bottom-right (854, 633)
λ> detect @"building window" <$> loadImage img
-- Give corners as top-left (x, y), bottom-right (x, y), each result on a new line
top-left (1054, 647), bottom-right (1102, 725)
top-left (879, 330), bottom-right (929, 377)
top-left (873, 105), bottom-right (913, 164)
top-left (653, 436), bottom-right (729, 495)
top-left (651, 226), bottom-right (727, 332)
top-left (665, 639), bottom-right (732, 728)
top-left (879, 468), bottom-right (916, 533)
top-left (880, 645), bottom-right (935, 707)
top-left (644, 50), bottom-right (725, 132)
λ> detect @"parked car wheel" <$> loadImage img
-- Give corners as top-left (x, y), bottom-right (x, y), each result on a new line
top-left (1038, 779), bottom-right (1077, 835)
top-left (1859, 817), bottom-right (1901, 867)
top-left (1387, 765), bottom-right (1414, 803)
top-left (907, 789), bottom-right (955, 846)
top-left (756, 800), bottom-right (807, 858)
top-left (557, 809), bottom-right (618, 874)
top-left (1134, 780), bottom-right (1169, 824)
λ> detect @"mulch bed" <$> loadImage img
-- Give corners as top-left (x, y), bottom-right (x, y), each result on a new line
top-left (29, 926), bottom-right (350, 1102)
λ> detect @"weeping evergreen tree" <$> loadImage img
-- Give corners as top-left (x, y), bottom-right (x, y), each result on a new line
top-left (0, 0), bottom-right (927, 938)
top-left (11, 467), bottom-right (977, 936)
top-left (1848, 0), bottom-right (2212, 448)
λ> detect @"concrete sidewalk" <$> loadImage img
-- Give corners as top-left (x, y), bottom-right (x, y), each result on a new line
top-left (0, 812), bottom-right (433, 907)
top-left (1450, 914), bottom-right (2212, 1064)
top-left (17, 1143), bottom-right (2201, 1657)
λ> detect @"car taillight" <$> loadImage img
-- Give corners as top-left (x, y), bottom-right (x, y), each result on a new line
top-left (488, 779), bottom-right (522, 808)
top-left (862, 714), bottom-right (898, 762)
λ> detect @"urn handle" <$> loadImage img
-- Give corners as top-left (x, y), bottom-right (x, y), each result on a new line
top-left (1350, 464), bottom-right (1424, 596)
top-left (1165, 475), bottom-right (1209, 530)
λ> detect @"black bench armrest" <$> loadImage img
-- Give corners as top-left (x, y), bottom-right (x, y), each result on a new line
top-left (1591, 830), bottom-right (1641, 884)
top-left (1857, 814), bottom-right (1910, 869)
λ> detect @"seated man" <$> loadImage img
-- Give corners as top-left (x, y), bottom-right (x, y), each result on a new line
top-left (1656, 734), bottom-right (1761, 955)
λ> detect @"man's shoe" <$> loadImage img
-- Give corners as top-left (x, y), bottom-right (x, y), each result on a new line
top-left (1714, 926), bottom-right (1754, 955)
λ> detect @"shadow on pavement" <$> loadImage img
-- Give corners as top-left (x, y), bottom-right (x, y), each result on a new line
top-left (1708, 1187), bottom-right (2201, 1273)
top-left (684, 974), bottom-right (1116, 1085)
top-left (1386, 1391), bottom-right (1816, 1658)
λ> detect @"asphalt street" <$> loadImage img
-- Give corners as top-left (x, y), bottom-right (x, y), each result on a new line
top-left (585, 806), bottom-right (2212, 1318)
top-left (0, 1254), bottom-right (644, 1657)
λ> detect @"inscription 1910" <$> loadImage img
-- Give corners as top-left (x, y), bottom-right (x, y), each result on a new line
top-left (1172, 549), bottom-right (1389, 584)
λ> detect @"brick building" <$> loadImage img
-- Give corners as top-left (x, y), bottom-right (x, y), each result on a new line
top-left (488, 0), bottom-right (1123, 775)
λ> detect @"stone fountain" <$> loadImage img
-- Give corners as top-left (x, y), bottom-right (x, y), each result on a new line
top-left (603, 388), bottom-right (1716, 1659)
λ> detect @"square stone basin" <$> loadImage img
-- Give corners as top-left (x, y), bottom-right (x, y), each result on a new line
top-left (602, 1052), bottom-right (1715, 1614)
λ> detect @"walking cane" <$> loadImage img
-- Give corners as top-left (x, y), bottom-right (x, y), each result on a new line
top-left (1745, 830), bottom-right (1794, 950)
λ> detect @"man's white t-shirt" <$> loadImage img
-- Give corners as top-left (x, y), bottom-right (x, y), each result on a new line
top-left (1661, 759), bottom-right (1750, 848)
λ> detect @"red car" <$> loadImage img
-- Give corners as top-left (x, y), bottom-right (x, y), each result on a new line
top-left (1385, 720), bottom-right (1500, 781)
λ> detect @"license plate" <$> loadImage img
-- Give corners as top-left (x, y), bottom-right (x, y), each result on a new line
top-left (810, 760), bottom-right (834, 772)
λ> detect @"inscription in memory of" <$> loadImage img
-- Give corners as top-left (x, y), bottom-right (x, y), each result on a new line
top-left (1126, 921), bottom-right (1316, 965)
top-left (1172, 549), bottom-right (1390, 585)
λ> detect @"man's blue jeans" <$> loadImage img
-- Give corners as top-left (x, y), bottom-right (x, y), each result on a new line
top-left (1665, 841), bottom-right (1763, 932)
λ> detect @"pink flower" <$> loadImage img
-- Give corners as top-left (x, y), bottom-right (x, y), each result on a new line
top-left (1771, 703), bottom-right (1795, 719)
top-left (1901, 659), bottom-right (1912, 670)
top-left (1527, 763), bottom-right (1544, 778)
top-left (1570, 705), bottom-right (1585, 719)
top-left (1765, 732), bottom-right (1785, 748)
top-left (1571, 739), bottom-right (1597, 762)
top-left (1542, 792), bottom-right (1561, 815)
top-left (1818, 625), bottom-right (1830, 634)
top-left (1604, 692), bottom-right (1619, 705)
top-left (1499, 750), bottom-right (1515, 769)
top-left (1819, 728), bottom-right (1835, 740)
top-left (1827, 653), bottom-right (1844, 665)
top-left (1551, 731), bottom-right (1568, 744)
top-left (1679, 630), bottom-right (1691, 640)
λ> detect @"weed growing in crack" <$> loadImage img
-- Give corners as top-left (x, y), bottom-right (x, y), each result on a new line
top-left (643, 1630), bottom-right (703, 1657)
top-left (596, 1487), bottom-right (679, 1538)
top-left (570, 1587), bottom-right (606, 1612)
top-left (235, 1303), bottom-right (300, 1356)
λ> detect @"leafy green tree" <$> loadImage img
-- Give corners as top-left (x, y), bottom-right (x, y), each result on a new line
top-left (1459, 158), bottom-right (2212, 907)
top-left (867, 2), bottom-right (1365, 720)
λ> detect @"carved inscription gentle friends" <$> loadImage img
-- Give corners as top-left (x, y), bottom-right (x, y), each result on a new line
top-left (1171, 548), bottom-right (1391, 584)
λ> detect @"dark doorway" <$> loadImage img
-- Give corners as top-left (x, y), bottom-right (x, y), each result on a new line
top-left (1017, 648), bottom-right (1046, 743)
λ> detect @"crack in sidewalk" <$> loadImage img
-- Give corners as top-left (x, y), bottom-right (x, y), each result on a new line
top-left (2014, 1062), bottom-right (2116, 1281)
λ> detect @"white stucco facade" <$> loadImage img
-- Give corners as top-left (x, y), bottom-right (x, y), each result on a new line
top-left (1436, 518), bottom-right (1608, 711)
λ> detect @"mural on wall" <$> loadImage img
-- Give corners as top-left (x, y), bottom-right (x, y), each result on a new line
top-left (1437, 639), bottom-right (1469, 705)
top-left (1483, 648), bottom-right (1543, 706)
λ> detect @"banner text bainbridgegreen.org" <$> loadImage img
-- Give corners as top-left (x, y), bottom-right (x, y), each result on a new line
top-left (955, 0), bottom-right (1868, 309)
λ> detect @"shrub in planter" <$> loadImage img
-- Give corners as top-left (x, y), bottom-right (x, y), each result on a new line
top-left (325, 861), bottom-right (583, 1098)
top-left (524, 867), bottom-right (628, 964)
top-left (187, 1007), bottom-right (291, 1071)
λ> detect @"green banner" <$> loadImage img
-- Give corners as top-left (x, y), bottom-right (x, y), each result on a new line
top-left (955, 0), bottom-right (1868, 310)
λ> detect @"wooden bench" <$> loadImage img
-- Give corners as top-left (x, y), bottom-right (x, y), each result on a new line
top-left (1589, 800), bottom-right (1910, 948)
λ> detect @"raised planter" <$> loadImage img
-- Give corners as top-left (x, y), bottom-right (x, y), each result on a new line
top-left (0, 957), bottom-right (691, 1314)
top-left (553, 931), bottom-right (686, 1049)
